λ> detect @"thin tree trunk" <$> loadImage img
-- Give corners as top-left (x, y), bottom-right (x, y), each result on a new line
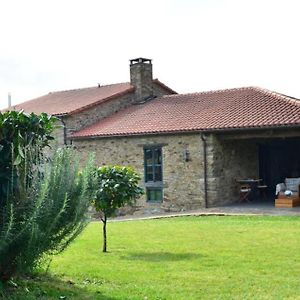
top-left (102, 215), bottom-right (107, 252)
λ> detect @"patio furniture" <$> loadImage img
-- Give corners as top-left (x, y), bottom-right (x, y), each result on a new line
top-left (236, 179), bottom-right (262, 202)
top-left (275, 178), bottom-right (300, 208)
top-left (239, 184), bottom-right (252, 203)
top-left (257, 184), bottom-right (268, 200)
top-left (275, 178), bottom-right (300, 195)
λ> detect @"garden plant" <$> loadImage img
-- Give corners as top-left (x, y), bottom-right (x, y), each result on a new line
top-left (93, 165), bottom-right (144, 252)
top-left (0, 111), bottom-right (96, 281)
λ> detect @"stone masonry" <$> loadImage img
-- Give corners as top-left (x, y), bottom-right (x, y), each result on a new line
top-left (208, 135), bottom-right (259, 206)
top-left (63, 92), bottom-right (135, 134)
top-left (72, 132), bottom-right (261, 213)
top-left (73, 133), bottom-right (205, 213)
top-left (130, 58), bottom-right (154, 101)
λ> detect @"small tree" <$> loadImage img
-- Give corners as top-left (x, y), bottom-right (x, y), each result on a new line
top-left (93, 166), bottom-right (143, 252)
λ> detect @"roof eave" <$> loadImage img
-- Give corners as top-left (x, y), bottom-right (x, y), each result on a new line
top-left (69, 123), bottom-right (300, 140)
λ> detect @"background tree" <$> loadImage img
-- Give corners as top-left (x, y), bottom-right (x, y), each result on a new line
top-left (93, 166), bottom-right (144, 252)
top-left (0, 111), bottom-right (55, 203)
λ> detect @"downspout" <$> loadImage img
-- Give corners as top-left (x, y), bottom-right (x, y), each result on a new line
top-left (201, 133), bottom-right (208, 208)
top-left (60, 118), bottom-right (67, 145)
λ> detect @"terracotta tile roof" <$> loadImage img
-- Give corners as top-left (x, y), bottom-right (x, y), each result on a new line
top-left (71, 87), bottom-right (300, 138)
top-left (11, 83), bottom-right (135, 116)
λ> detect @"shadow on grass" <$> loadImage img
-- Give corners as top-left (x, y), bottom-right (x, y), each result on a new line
top-left (121, 252), bottom-right (204, 262)
top-left (0, 274), bottom-right (117, 300)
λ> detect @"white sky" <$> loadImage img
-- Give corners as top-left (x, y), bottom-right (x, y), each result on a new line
top-left (1, 0), bottom-right (300, 109)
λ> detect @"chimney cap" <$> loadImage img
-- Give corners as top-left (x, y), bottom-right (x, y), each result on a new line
top-left (130, 58), bottom-right (152, 65)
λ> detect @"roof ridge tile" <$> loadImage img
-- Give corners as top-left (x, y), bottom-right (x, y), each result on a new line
top-left (49, 82), bottom-right (131, 94)
top-left (11, 82), bottom-right (134, 116)
top-left (253, 87), bottom-right (300, 106)
top-left (162, 86), bottom-right (258, 99)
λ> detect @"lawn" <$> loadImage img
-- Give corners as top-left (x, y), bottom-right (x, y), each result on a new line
top-left (2, 216), bottom-right (300, 299)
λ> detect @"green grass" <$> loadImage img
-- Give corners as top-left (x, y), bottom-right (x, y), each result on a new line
top-left (2, 216), bottom-right (300, 299)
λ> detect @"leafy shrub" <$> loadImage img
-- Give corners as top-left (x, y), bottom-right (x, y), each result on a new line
top-left (0, 111), bottom-right (56, 202)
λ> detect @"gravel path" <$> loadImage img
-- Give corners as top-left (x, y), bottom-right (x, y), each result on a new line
top-left (110, 202), bottom-right (300, 222)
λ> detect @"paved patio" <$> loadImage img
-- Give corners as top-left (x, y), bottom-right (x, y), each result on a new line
top-left (111, 200), bottom-right (300, 222)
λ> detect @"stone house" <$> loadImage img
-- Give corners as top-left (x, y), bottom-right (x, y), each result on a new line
top-left (13, 58), bottom-right (300, 213)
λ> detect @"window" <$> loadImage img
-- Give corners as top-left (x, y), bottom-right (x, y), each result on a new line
top-left (144, 147), bottom-right (162, 182)
top-left (144, 146), bottom-right (163, 202)
top-left (147, 187), bottom-right (163, 202)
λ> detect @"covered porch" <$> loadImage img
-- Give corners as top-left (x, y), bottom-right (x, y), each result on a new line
top-left (209, 201), bottom-right (300, 216)
top-left (211, 128), bottom-right (300, 207)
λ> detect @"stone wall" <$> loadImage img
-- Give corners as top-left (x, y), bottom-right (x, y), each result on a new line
top-left (72, 131), bottom-right (261, 212)
top-left (51, 120), bottom-right (65, 147)
top-left (208, 135), bottom-right (259, 206)
top-left (73, 133), bottom-right (206, 214)
top-left (63, 92), bottom-right (135, 133)
top-left (43, 119), bottom-right (65, 158)
top-left (152, 82), bottom-right (175, 98)
top-left (70, 123), bottom-right (300, 213)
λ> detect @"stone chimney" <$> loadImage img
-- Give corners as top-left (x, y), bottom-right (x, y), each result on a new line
top-left (130, 58), bottom-right (153, 101)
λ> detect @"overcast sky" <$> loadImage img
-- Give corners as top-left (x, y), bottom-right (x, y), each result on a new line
top-left (1, 0), bottom-right (300, 109)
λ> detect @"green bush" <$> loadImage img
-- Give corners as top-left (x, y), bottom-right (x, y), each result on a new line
top-left (0, 147), bottom-right (96, 280)
top-left (0, 111), bottom-right (56, 202)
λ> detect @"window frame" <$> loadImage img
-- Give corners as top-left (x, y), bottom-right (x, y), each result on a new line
top-left (144, 146), bottom-right (163, 202)
top-left (144, 146), bottom-right (163, 183)
top-left (146, 187), bottom-right (163, 202)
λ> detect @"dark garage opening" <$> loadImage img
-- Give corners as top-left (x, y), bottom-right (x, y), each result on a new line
top-left (259, 138), bottom-right (300, 199)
